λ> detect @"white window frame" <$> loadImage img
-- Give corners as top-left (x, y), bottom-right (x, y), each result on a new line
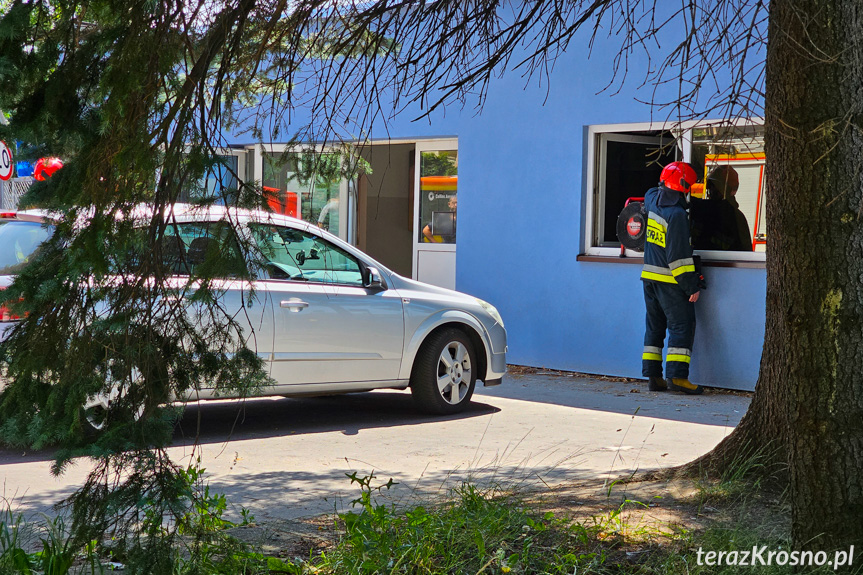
top-left (583, 119), bottom-right (766, 263)
top-left (175, 146), bottom-right (246, 205)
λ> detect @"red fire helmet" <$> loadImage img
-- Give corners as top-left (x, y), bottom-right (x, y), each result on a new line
top-left (659, 161), bottom-right (697, 193)
top-left (33, 157), bottom-right (64, 181)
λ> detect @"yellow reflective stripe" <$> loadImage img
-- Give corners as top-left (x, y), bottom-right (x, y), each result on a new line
top-left (671, 265), bottom-right (696, 277)
top-left (642, 353), bottom-right (663, 361)
top-left (641, 271), bottom-right (678, 284)
top-left (646, 218), bottom-right (666, 248)
top-left (667, 354), bottom-right (691, 364)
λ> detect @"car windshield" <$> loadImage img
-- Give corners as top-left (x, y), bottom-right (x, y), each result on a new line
top-left (0, 220), bottom-right (53, 275)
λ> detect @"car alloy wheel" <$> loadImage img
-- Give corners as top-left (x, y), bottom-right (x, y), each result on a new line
top-left (437, 341), bottom-right (472, 405)
top-left (411, 327), bottom-right (477, 414)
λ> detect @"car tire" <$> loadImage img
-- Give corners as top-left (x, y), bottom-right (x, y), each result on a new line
top-left (410, 327), bottom-right (477, 415)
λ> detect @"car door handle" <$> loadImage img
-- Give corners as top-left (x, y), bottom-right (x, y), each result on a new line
top-left (280, 299), bottom-right (309, 311)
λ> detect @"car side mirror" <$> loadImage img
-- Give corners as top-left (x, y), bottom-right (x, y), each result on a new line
top-left (363, 266), bottom-right (384, 290)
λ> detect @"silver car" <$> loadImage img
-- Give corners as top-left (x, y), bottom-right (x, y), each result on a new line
top-left (0, 206), bottom-right (507, 416)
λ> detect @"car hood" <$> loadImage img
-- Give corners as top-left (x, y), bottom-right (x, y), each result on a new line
top-left (387, 274), bottom-right (479, 304)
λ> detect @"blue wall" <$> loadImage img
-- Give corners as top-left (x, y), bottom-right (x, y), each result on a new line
top-left (441, 46), bottom-right (765, 391)
top-left (232, 33), bottom-right (767, 391)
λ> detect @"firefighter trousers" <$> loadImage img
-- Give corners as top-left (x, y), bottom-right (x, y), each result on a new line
top-left (642, 280), bottom-right (696, 379)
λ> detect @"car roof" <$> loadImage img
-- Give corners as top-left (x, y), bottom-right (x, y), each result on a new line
top-left (165, 204), bottom-right (308, 228)
top-left (2, 204), bottom-right (308, 226)
top-left (1, 203), bottom-right (393, 275)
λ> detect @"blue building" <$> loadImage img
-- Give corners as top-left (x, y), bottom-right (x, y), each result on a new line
top-left (211, 40), bottom-right (765, 392)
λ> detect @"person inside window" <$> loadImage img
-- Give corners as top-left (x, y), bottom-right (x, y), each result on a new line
top-left (422, 195), bottom-right (457, 243)
top-left (715, 166), bottom-right (753, 251)
top-left (316, 197), bottom-right (340, 233)
top-left (689, 165), bottom-right (752, 251)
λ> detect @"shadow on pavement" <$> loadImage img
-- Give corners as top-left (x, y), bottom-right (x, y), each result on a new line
top-left (209, 461), bottom-right (592, 522)
top-left (476, 372), bottom-right (750, 428)
top-left (172, 390), bottom-right (499, 447)
top-left (0, 391), bottom-right (499, 465)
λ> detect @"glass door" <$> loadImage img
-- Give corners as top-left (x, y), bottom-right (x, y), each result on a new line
top-left (413, 139), bottom-right (458, 289)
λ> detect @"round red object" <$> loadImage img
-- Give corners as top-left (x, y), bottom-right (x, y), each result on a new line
top-left (34, 157), bottom-right (63, 181)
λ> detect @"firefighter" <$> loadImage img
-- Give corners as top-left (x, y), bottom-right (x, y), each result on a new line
top-left (641, 161), bottom-right (703, 394)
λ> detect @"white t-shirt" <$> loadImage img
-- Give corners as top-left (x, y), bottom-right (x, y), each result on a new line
top-left (317, 199), bottom-right (339, 234)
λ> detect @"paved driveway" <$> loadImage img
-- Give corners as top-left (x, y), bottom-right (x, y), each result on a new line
top-left (0, 371), bottom-right (750, 522)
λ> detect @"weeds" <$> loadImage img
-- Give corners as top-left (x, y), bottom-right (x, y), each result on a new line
top-left (292, 473), bottom-right (860, 575)
top-left (3, 468), bottom-right (856, 574)
top-left (0, 506), bottom-right (99, 575)
top-left (0, 461), bottom-right (267, 575)
top-left (176, 462), bottom-right (255, 535)
top-left (125, 459), bottom-right (266, 574)
top-left (307, 473), bottom-right (607, 574)
top-left (693, 441), bottom-right (787, 511)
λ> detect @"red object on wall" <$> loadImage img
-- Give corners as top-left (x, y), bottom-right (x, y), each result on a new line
top-left (33, 157), bottom-right (63, 181)
top-left (284, 191), bottom-right (297, 218)
top-left (264, 186), bottom-right (298, 218)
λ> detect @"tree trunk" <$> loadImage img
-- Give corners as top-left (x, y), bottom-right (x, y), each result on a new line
top-left (683, 0), bottom-right (863, 554)
top-left (766, 0), bottom-right (863, 551)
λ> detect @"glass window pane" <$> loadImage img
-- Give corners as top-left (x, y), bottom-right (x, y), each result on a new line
top-left (419, 150), bottom-right (458, 244)
top-left (599, 137), bottom-right (677, 245)
top-left (162, 222), bottom-right (245, 277)
top-left (0, 221), bottom-right (53, 275)
top-left (691, 125), bottom-right (765, 252)
top-left (249, 223), bottom-right (362, 286)
top-left (262, 152), bottom-right (341, 237)
top-left (186, 156), bottom-right (239, 205)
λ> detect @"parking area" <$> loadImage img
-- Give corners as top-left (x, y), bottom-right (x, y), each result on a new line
top-left (0, 370), bottom-right (750, 522)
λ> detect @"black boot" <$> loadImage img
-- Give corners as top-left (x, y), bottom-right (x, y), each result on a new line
top-left (648, 376), bottom-right (667, 391)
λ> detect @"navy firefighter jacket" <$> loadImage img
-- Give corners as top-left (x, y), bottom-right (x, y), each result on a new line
top-left (641, 185), bottom-right (700, 296)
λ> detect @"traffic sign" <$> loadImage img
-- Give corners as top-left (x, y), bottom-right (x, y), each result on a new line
top-left (0, 142), bottom-right (13, 181)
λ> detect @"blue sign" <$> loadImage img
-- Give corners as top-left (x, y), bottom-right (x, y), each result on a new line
top-left (15, 161), bottom-right (33, 178)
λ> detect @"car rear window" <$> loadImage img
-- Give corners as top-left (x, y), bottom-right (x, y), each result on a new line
top-left (0, 220), bottom-right (53, 275)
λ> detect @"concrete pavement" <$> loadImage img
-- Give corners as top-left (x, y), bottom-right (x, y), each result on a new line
top-left (0, 371), bottom-right (750, 522)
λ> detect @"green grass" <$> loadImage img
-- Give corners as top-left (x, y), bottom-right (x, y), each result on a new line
top-left (309, 473), bottom-right (600, 574)
top-left (2, 471), bottom-right (861, 574)
top-left (291, 473), bottom-right (861, 575)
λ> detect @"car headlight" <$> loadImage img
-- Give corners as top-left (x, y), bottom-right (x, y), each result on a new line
top-left (476, 298), bottom-right (504, 328)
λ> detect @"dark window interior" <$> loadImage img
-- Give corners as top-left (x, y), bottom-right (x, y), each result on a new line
top-left (600, 134), bottom-right (678, 245)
